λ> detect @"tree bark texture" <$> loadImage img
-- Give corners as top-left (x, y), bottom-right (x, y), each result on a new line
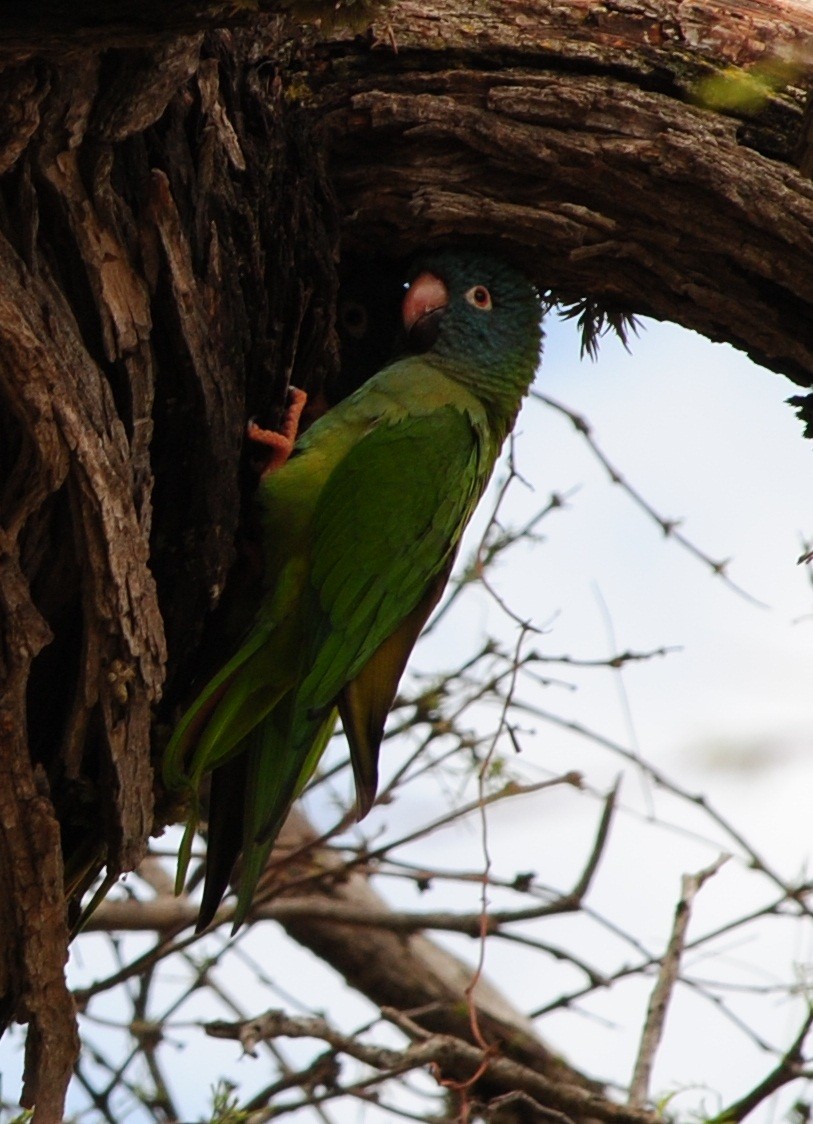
top-left (320, 0), bottom-right (813, 387)
top-left (0, 0), bottom-right (812, 1117)
top-left (0, 26), bottom-right (339, 1116)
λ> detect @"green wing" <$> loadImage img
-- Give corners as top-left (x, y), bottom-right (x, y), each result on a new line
top-left (338, 561), bottom-right (452, 815)
top-left (306, 403), bottom-right (487, 702)
top-left (162, 623), bottom-right (277, 791)
top-left (261, 399), bottom-right (490, 836)
top-left (198, 401), bottom-right (487, 925)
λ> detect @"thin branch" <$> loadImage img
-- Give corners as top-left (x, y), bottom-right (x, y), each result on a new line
top-left (514, 700), bottom-right (813, 916)
top-left (86, 879), bottom-right (596, 938)
top-left (531, 391), bottom-right (768, 607)
top-left (87, 778), bottom-right (619, 940)
top-left (362, 773), bottom-right (584, 865)
top-left (710, 1006), bottom-right (813, 1123)
top-left (628, 854), bottom-right (730, 1109)
top-left (466, 624), bottom-right (532, 1059)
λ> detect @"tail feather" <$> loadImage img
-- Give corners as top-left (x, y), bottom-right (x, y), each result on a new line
top-left (230, 703), bottom-right (339, 932)
top-left (195, 693), bottom-right (339, 933)
top-left (163, 625), bottom-right (271, 791)
top-left (196, 753), bottom-right (249, 932)
top-left (176, 571), bottom-right (447, 929)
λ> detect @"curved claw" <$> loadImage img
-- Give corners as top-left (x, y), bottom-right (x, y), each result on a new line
top-left (247, 386), bottom-right (308, 476)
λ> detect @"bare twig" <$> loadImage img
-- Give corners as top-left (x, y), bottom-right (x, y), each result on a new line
top-left (628, 854), bottom-right (730, 1108)
top-left (709, 1007), bottom-right (813, 1123)
top-left (531, 391), bottom-right (767, 607)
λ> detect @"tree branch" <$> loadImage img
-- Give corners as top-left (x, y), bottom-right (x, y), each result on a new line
top-left (207, 1006), bottom-right (665, 1124)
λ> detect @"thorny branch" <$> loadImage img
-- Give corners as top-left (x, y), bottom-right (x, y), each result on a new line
top-left (86, 778), bottom-right (616, 938)
top-left (531, 391), bottom-right (768, 606)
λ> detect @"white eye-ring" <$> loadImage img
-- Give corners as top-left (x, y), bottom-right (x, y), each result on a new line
top-left (464, 285), bottom-right (492, 311)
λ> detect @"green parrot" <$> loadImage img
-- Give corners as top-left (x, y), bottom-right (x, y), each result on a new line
top-left (163, 249), bottom-right (543, 931)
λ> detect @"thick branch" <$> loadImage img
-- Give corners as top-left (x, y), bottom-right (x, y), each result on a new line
top-left (310, 0), bottom-right (813, 386)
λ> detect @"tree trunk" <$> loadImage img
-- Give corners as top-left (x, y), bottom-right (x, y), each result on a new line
top-left (0, 0), bottom-right (811, 1117)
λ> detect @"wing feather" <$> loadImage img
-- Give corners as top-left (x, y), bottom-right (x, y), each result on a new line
top-left (295, 401), bottom-right (493, 818)
top-left (339, 560), bottom-right (453, 816)
top-left (304, 405), bottom-right (486, 710)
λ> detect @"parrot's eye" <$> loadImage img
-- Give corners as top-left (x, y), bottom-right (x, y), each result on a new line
top-left (465, 285), bottom-right (492, 311)
top-left (339, 299), bottom-right (368, 340)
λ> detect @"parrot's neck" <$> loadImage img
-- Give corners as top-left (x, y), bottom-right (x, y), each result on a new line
top-left (437, 351), bottom-right (539, 437)
top-left (427, 315), bottom-right (541, 432)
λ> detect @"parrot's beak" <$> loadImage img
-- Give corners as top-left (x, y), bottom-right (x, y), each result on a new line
top-left (402, 271), bottom-right (448, 352)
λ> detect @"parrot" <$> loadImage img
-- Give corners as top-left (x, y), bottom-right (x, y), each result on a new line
top-left (163, 249), bottom-right (543, 932)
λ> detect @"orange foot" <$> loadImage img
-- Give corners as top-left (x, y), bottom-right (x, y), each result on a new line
top-left (247, 387), bottom-right (308, 476)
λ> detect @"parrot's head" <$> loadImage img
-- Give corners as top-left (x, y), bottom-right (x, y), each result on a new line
top-left (401, 250), bottom-right (543, 401)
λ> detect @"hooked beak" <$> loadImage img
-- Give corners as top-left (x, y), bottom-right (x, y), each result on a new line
top-left (402, 271), bottom-right (448, 352)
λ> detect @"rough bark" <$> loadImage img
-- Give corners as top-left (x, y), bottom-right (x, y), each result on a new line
top-left (316, 0), bottom-right (813, 388)
top-left (0, 0), bottom-right (812, 1118)
top-left (0, 24), bottom-right (338, 1117)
